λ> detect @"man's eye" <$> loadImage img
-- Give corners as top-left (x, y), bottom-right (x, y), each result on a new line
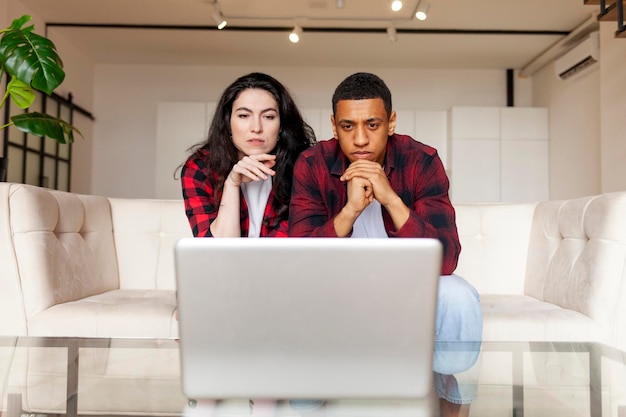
top-left (341, 124), bottom-right (353, 130)
top-left (368, 123), bottom-right (380, 129)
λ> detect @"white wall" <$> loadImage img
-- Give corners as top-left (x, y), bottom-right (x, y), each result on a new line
top-left (47, 27), bottom-right (96, 195)
top-left (531, 21), bottom-right (626, 198)
top-left (532, 56), bottom-right (601, 200)
top-left (599, 22), bottom-right (626, 194)
top-left (92, 65), bottom-right (515, 198)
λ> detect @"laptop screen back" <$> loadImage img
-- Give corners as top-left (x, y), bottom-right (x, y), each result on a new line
top-left (175, 237), bottom-right (442, 400)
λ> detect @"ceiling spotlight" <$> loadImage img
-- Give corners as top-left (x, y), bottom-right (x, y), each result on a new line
top-left (415, 0), bottom-right (430, 21)
top-left (211, 9), bottom-right (228, 29)
top-left (387, 25), bottom-right (397, 43)
top-left (289, 25), bottom-right (303, 43)
top-left (391, 1), bottom-right (403, 12)
top-left (336, 0), bottom-right (345, 8)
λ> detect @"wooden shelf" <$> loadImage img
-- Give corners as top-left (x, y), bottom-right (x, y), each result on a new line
top-left (597, 0), bottom-right (624, 21)
top-left (585, 0), bottom-right (615, 5)
top-left (616, 28), bottom-right (626, 37)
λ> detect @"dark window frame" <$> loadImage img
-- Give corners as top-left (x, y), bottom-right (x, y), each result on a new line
top-left (2, 83), bottom-right (94, 191)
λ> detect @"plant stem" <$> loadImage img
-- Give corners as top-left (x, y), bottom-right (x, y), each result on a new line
top-left (0, 89), bottom-right (8, 110)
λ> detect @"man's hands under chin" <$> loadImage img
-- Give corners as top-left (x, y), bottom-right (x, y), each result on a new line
top-left (340, 160), bottom-right (396, 208)
top-left (338, 159), bottom-right (411, 233)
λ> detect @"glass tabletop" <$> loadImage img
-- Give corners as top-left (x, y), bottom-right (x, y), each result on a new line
top-left (2, 337), bottom-right (626, 417)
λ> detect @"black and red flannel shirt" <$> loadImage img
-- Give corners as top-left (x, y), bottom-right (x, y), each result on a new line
top-left (181, 148), bottom-right (288, 237)
top-left (288, 134), bottom-right (460, 275)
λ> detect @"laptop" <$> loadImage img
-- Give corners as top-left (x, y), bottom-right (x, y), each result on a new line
top-left (174, 237), bottom-right (442, 400)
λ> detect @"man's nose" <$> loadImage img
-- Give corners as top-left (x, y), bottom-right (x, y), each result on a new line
top-left (353, 125), bottom-right (368, 146)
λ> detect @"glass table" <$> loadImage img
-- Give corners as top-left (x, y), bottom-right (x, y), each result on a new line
top-left (2, 337), bottom-right (626, 417)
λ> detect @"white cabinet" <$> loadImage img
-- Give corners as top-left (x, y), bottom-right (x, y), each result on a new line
top-left (449, 106), bottom-right (549, 204)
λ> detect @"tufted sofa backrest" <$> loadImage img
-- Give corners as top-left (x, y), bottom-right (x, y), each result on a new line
top-left (454, 202), bottom-right (537, 295)
top-left (525, 192), bottom-right (626, 335)
top-left (2, 183), bottom-right (119, 323)
top-left (109, 198), bottom-right (192, 290)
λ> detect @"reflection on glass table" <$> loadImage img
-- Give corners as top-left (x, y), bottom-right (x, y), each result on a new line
top-left (2, 338), bottom-right (626, 417)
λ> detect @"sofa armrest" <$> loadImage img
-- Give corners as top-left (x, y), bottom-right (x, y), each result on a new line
top-left (0, 184), bottom-right (27, 335)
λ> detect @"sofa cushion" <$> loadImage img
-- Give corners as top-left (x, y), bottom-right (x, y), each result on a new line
top-left (481, 294), bottom-right (612, 344)
top-left (27, 289), bottom-right (178, 338)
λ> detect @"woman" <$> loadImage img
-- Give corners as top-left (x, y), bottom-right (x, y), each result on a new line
top-left (181, 72), bottom-right (316, 237)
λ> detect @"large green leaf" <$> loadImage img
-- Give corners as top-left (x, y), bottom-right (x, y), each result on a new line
top-left (11, 112), bottom-right (81, 144)
top-left (7, 76), bottom-right (36, 109)
top-left (0, 15), bottom-right (65, 95)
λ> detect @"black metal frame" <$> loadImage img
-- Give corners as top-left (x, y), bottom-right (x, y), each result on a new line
top-left (1, 81), bottom-right (94, 191)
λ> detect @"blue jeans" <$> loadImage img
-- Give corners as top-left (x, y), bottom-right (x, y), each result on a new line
top-left (433, 274), bottom-right (483, 404)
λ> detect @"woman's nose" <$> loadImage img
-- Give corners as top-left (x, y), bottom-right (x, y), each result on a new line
top-left (251, 117), bottom-right (262, 132)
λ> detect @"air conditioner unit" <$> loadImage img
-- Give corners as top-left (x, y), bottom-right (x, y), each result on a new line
top-left (555, 31), bottom-right (599, 81)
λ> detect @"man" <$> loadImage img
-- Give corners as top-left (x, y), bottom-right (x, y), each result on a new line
top-left (288, 72), bottom-right (482, 417)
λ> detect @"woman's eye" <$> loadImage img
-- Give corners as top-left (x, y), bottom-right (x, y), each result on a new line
top-left (264, 114), bottom-right (276, 120)
top-left (237, 113), bottom-right (249, 119)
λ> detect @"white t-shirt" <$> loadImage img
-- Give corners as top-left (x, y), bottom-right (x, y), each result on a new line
top-left (351, 200), bottom-right (388, 238)
top-left (241, 177), bottom-right (272, 238)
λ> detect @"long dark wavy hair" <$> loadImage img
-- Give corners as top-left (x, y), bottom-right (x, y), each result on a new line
top-left (188, 72), bottom-right (316, 227)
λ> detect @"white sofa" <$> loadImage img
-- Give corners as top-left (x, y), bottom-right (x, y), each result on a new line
top-left (0, 182), bottom-right (191, 415)
top-left (455, 193), bottom-right (626, 350)
top-left (1, 182), bottom-right (626, 415)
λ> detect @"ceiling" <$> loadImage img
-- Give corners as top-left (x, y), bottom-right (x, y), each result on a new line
top-left (19, 0), bottom-right (601, 72)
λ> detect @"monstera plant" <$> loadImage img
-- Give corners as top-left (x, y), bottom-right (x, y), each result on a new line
top-left (0, 15), bottom-right (80, 145)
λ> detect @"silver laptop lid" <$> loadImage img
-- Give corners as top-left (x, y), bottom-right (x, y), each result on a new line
top-left (175, 237), bottom-right (442, 400)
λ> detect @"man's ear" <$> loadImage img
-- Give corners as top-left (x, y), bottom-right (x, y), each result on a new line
top-left (388, 111), bottom-right (397, 136)
top-left (331, 114), bottom-right (338, 139)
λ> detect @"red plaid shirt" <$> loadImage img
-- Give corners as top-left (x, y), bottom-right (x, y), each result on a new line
top-left (181, 148), bottom-right (288, 237)
top-left (288, 134), bottom-right (460, 275)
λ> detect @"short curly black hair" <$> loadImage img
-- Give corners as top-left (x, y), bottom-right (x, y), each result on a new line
top-left (331, 72), bottom-right (392, 118)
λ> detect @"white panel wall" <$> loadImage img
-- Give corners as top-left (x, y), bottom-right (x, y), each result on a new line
top-left (394, 110), bottom-right (416, 140)
top-left (302, 108), bottom-right (334, 141)
top-left (414, 111), bottom-right (448, 170)
top-left (452, 139), bottom-right (501, 203)
top-left (500, 107), bottom-right (549, 203)
top-left (450, 107), bottom-right (549, 204)
top-left (156, 102), bottom-right (214, 199)
top-left (500, 141), bottom-right (548, 202)
top-left (450, 107), bottom-right (501, 203)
